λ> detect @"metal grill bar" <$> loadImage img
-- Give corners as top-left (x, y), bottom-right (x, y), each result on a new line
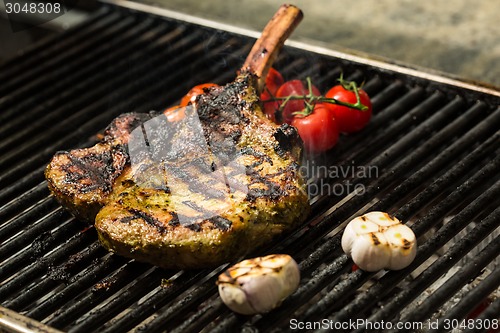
top-left (0, 8), bottom-right (112, 85)
top-left (0, 9), bottom-right (125, 104)
top-left (97, 271), bottom-right (207, 333)
top-left (0, 201), bottom-right (64, 262)
top-left (396, 227), bottom-right (500, 331)
top-left (3, 242), bottom-right (103, 312)
top-left (428, 267), bottom-right (500, 333)
top-left (0, 182), bottom-right (51, 222)
top-left (25, 249), bottom-right (124, 320)
top-left (0, 17), bottom-right (162, 140)
top-left (0, 220), bottom-right (94, 300)
top-left (464, 297), bottom-right (500, 333)
top-left (0, 3), bottom-right (498, 332)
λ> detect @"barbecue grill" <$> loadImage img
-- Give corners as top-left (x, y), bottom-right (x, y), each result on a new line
top-left (0, 1), bottom-right (499, 332)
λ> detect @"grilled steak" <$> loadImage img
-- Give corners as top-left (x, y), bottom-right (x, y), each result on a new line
top-left (45, 4), bottom-right (310, 269)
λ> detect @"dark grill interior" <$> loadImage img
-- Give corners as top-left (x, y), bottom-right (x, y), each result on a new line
top-left (1, 3), bottom-right (499, 332)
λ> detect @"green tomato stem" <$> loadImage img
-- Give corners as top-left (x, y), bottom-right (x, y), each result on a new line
top-left (264, 94), bottom-right (368, 112)
top-left (262, 76), bottom-right (368, 119)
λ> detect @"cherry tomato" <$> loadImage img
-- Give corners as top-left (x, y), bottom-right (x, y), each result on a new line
top-left (259, 68), bottom-right (284, 122)
top-left (276, 79), bottom-right (321, 124)
top-left (324, 84), bottom-right (372, 133)
top-left (180, 83), bottom-right (219, 106)
top-left (291, 103), bottom-right (339, 153)
top-left (260, 90), bottom-right (280, 122)
top-left (264, 67), bottom-right (284, 95)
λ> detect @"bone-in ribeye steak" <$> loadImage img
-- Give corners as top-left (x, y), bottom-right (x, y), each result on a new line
top-left (45, 4), bottom-right (310, 269)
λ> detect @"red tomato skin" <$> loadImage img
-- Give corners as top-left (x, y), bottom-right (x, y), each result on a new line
top-left (260, 68), bottom-right (284, 122)
top-left (291, 104), bottom-right (339, 153)
top-left (276, 80), bottom-right (321, 124)
top-left (264, 67), bottom-right (285, 95)
top-left (260, 90), bottom-right (280, 122)
top-left (180, 83), bottom-right (219, 106)
top-left (324, 85), bottom-right (372, 133)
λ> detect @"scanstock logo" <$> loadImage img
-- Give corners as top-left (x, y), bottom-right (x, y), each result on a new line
top-left (2, 0), bottom-right (81, 32)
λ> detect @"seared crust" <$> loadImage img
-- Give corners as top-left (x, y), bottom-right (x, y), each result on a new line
top-left (46, 73), bottom-right (310, 269)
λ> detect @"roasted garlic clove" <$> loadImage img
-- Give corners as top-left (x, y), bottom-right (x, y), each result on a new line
top-left (217, 254), bottom-right (300, 315)
top-left (341, 211), bottom-right (417, 272)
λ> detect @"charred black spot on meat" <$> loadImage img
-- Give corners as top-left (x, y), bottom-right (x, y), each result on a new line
top-left (128, 208), bottom-right (168, 233)
top-left (119, 216), bottom-right (135, 224)
top-left (207, 216), bottom-right (232, 231)
top-left (168, 212), bottom-right (180, 227)
top-left (185, 223), bottom-right (202, 232)
top-left (195, 83), bottom-right (249, 161)
top-left (197, 77), bottom-right (251, 123)
top-left (62, 148), bottom-right (125, 194)
top-left (241, 146), bottom-right (273, 166)
top-left (103, 112), bottom-right (160, 143)
top-left (273, 123), bottom-right (301, 157)
top-left (246, 180), bottom-right (287, 202)
top-left (121, 179), bottom-right (135, 187)
top-left (246, 185), bottom-right (285, 201)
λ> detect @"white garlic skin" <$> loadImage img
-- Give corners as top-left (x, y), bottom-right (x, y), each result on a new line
top-left (217, 254), bottom-right (300, 315)
top-left (341, 211), bottom-right (417, 272)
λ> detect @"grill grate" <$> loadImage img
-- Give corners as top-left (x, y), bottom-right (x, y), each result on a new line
top-left (0, 3), bottom-right (499, 333)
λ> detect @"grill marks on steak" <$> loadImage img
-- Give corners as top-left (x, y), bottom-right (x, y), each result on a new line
top-left (126, 208), bottom-right (168, 233)
top-left (45, 113), bottom-right (156, 222)
top-left (61, 150), bottom-right (117, 194)
top-left (46, 75), bottom-right (309, 268)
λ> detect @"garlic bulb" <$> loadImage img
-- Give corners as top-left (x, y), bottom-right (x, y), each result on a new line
top-left (341, 211), bottom-right (417, 272)
top-left (217, 254), bottom-right (300, 315)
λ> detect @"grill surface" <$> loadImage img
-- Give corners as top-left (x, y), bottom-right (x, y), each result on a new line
top-left (0, 2), bottom-right (499, 333)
